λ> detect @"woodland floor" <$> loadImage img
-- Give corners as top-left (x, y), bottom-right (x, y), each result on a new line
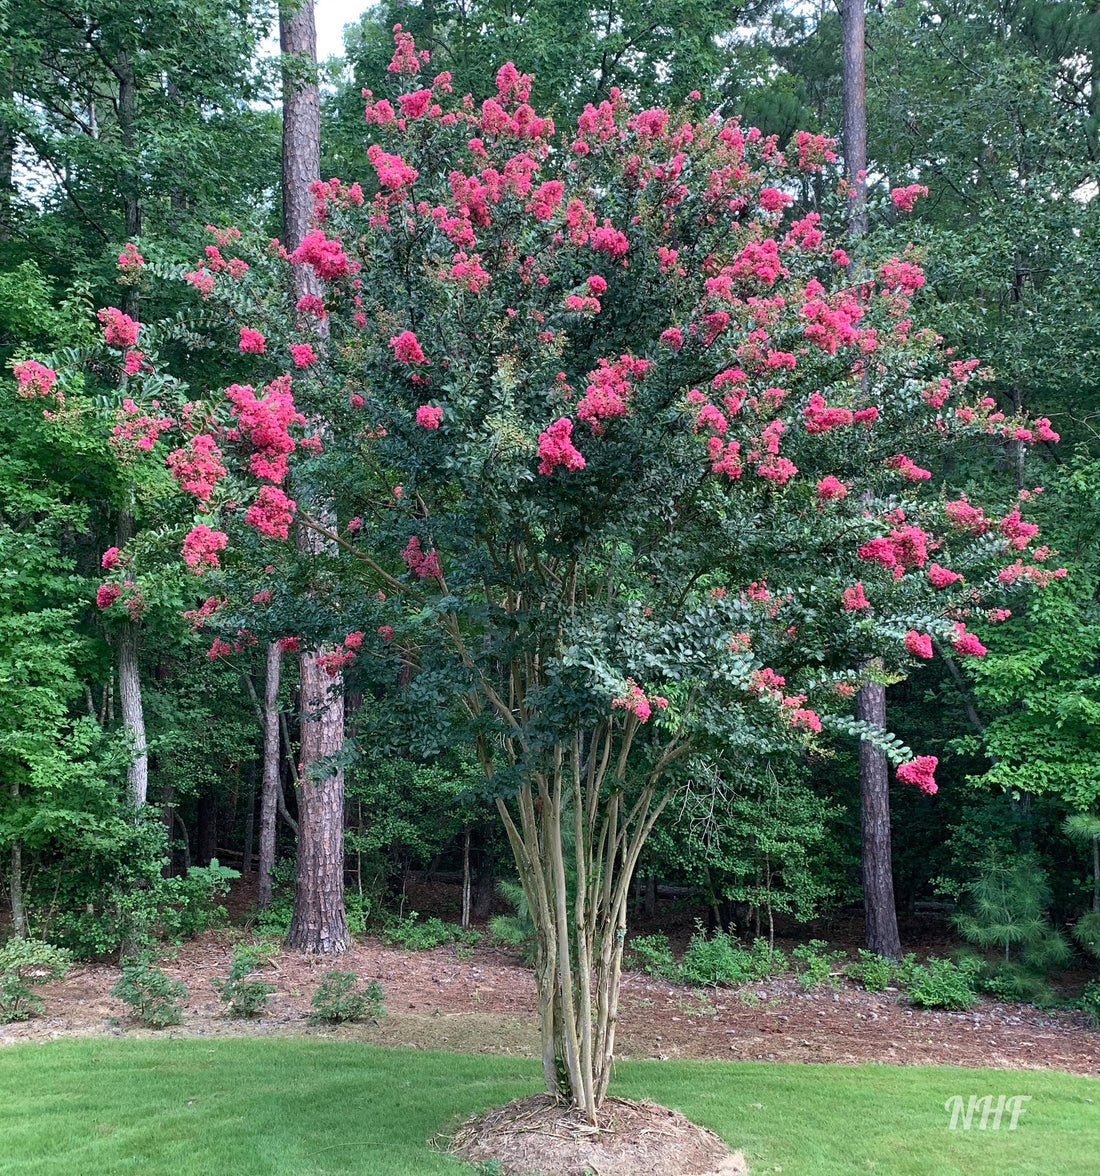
top-left (3, 876), bottom-right (1098, 1080)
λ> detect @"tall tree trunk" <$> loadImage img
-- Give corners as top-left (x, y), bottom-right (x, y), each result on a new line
top-left (280, 0), bottom-right (347, 953)
top-left (258, 642), bottom-right (282, 907)
top-left (840, 0), bottom-right (868, 238)
top-left (9, 780), bottom-right (25, 937)
top-left (857, 673), bottom-right (902, 960)
top-left (196, 782), bottom-right (217, 866)
top-left (0, 56), bottom-right (14, 241)
top-left (116, 49), bottom-right (141, 239)
top-left (116, 510), bottom-right (147, 805)
top-left (843, 0), bottom-right (898, 957)
top-left (242, 759), bottom-right (256, 876)
top-left (287, 661), bottom-right (348, 952)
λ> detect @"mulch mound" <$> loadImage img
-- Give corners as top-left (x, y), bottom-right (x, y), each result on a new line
top-left (448, 1094), bottom-right (746, 1176)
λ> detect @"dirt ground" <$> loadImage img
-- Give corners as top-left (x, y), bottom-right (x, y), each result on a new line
top-left (4, 886), bottom-right (1099, 1078)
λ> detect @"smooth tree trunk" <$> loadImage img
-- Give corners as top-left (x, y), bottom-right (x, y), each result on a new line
top-left (857, 675), bottom-right (902, 960)
top-left (116, 49), bottom-right (141, 240)
top-left (280, 0), bottom-right (348, 953)
top-left (258, 642), bottom-right (282, 908)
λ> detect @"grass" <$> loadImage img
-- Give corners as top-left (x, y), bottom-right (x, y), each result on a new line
top-left (0, 1038), bottom-right (1097, 1175)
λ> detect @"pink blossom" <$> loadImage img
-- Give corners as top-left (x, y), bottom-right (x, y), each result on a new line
top-left (816, 475), bottom-right (849, 502)
top-left (389, 329), bottom-right (427, 364)
top-left (886, 453), bottom-right (932, 481)
top-left (928, 563), bottom-right (962, 589)
top-left (123, 349), bottom-right (143, 375)
top-left (97, 307), bottom-right (140, 348)
top-left (803, 392), bottom-right (853, 433)
top-left (402, 534), bottom-right (443, 581)
top-left (167, 434), bottom-right (226, 500)
top-left (296, 293), bottom-right (327, 319)
top-left (612, 678), bottom-right (657, 723)
top-left (750, 667), bottom-right (786, 694)
top-left (101, 547), bottom-right (122, 570)
top-left (537, 417), bottom-right (586, 475)
top-left (890, 184), bottom-right (928, 212)
top-left (897, 755), bottom-right (937, 794)
top-left (245, 484), bottom-right (296, 539)
top-left (227, 376), bottom-right (304, 483)
top-left (416, 404), bottom-right (443, 428)
top-left (759, 187), bottom-right (793, 212)
top-left (790, 708), bottom-right (822, 732)
top-left (344, 631), bottom-right (364, 650)
top-left (12, 359), bottom-right (56, 398)
top-left (207, 638), bottom-right (233, 659)
top-left (904, 630), bottom-right (933, 659)
top-left (590, 221), bottom-right (629, 259)
top-left (944, 496), bottom-right (989, 534)
top-left (182, 524), bottom-right (228, 570)
top-left (952, 624), bottom-right (987, 658)
top-left (999, 508), bottom-right (1038, 551)
top-left (842, 583), bottom-right (870, 611)
top-left (278, 636), bottom-right (301, 653)
top-left (290, 343), bottom-right (317, 368)
top-left (378, 625), bottom-right (394, 642)
top-left (96, 582), bottom-right (122, 609)
top-left (239, 326), bottom-right (266, 354)
top-left (117, 242), bottom-right (144, 274)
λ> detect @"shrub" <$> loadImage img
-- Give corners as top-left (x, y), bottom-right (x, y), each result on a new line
top-left (0, 938), bottom-right (72, 1023)
top-left (308, 970), bottom-right (385, 1024)
top-left (377, 912), bottom-right (478, 953)
top-left (626, 932), bottom-right (678, 979)
top-left (847, 949), bottom-right (895, 991)
top-left (679, 928), bottom-right (789, 987)
top-left (906, 956), bottom-right (980, 1010)
top-left (1080, 980), bottom-right (1100, 1027)
top-left (111, 963), bottom-right (187, 1027)
top-left (791, 940), bottom-right (844, 990)
top-left (211, 946), bottom-right (276, 1017)
top-left (487, 880), bottom-right (536, 961)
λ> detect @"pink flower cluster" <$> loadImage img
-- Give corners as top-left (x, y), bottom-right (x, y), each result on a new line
top-left (167, 433), bottom-right (226, 500)
top-left (290, 229), bottom-right (352, 281)
top-left (858, 525), bottom-right (930, 570)
top-left (227, 376), bottom-right (304, 482)
top-left (416, 404), bottom-right (443, 428)
top-left (803, 392), bottom-right (853, 433)
top-left (112, 398), bottom-right (174, 452)
top-left (289, 343), bottom-right (317, 368)
top-left (386, 23), bottom-right (429, 75)
top-left (928, 563), bottom-right (962, 589)
top-left (402, 534), bottom-right (442, 581)
top-left (117, 242), bottom-right (144, 275)
top-left (389, 330), bottom-right (427, 364)
top-left (944, 496), bottom-right (990, 534)
top-left (611, 678), bottom-right (668, 724)
top-left (537, 417), bottom-right (586, 475)
top-left (368, 144), bottom-right (419, 191)
top-left (816, 475), bottom-right (849, 502)
top-left (182, 524), bottom-right (228, 570)
top-left (577, 355), bottom-right (648, 431)
top-left (96, 582), bottom-right (122, 609)
top-left (904, 630), bottom-right (933, 659)
top-left (951, 623), bottom-right (987, 658)
top-left (239, 327), bottom-right (266, 354)
top-left (885, 453), bottom-right (932, 481)
top-left (842, 582), bottom-right (870, 611)
top-left (897, 755), bottom-right (937, 794)
top-left (98, 307), bottom-right (140, 348)
top-left (999, 509), bottom-right (1038, 551)
top-left (890, 184), bottom-right (928, 213)
top-left (13, 359), bottom-right (57, 398)
top-left (245, 484), bottom-right (296, 539)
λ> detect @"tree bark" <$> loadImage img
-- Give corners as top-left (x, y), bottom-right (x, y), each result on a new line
top-left (116, 510), bottom-right (147, 806)
top-left (286, 658), bottom-right (349, 953)
top-left (9, 780), bottom-right (25, 937)
top-left (280, 0), bottom-right (347, 953)
top-left (116, 49), bottom-right (141, 240)
top-left (840, 0), bottom-right (868, 238)
top-left (857, 677), bottom-right (902, 960)
top-left (242, 758), bottom-right (256, 876)
top-left (196, 782), bottom-right (217, 867)
top-left (258, 642), bottom-right (282, 907)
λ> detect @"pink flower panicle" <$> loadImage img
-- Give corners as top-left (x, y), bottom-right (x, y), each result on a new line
top-left (239, 327), bottom-right (266, 354)
top-left (816, 475), bottom-right (848, 502)
top-left (245, 484), bottom-right (296, 539)
top-left (904, 630), bottom-right (933, 659)
top-left (97, 307), bottom-right (140, 348)
top-left (537, 417), bottom-right (586, 475)
top-left (389, 329), bottom-right (427, 364)
top-left (117, 242), bottom-right (144, 275)
top-left (416, 404), bottom-right (443, 428)
top-left (182, 524), bottom-right (228, 570)
top-left (226, 376), bottom-right (304, 482)
top-left (842, 582), bottom-right (870, 611)
top-left (897, 755), bottom-right (938, 794)
top-left (928, 563), bottom-right (962, 589)
top-left (12, 359), bottom-right (57, 399)
top-left (611, 678), bottom-right (667, 724)
top-left (289, 343), bottom-right (317, 368)
top-left (402, 534), bottom-right (443, 581)
top-left (951, 623), bottom-right (987, 658)
top-left (167, 434), bottom-right (225, 500)
top-left (891, 184), bottom-right (928, 213)
top-left (290, 229), bottom-right (351, 281)
top-left (96, 582), bottom-right (122, 610)
top-left (886, 453), bottom-right (932, 481)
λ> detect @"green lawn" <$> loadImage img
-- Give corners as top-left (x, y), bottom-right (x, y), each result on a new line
top-left (0, 1038), bottom-right (1096, 1175)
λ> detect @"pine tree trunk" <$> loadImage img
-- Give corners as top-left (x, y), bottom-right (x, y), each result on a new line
top-left (0, 56), bottom-right (14, 241)
top-left (286, 655), bottom-right (348, 953)
top-left (116, 49), bottom-right (141, 239)
top-left (258, 642), bottom-right (282, 908)
top-left (840, 0), bottom-right (868, 238)
top-left (280, 0), bottom-right (347, 953)
top-left (857, 678), bottom-right (902, 960)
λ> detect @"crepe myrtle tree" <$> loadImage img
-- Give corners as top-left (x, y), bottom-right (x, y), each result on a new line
top-left (24, 30), bottom-right (1064, 1122)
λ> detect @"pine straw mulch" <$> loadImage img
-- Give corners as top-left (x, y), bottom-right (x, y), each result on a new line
top-left (447, 1093), bottom-right (746, 1176)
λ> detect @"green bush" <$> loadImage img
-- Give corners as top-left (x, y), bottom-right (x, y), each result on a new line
top-left (1079, 980), bottom-right (1100, 1027)
top-left (211, 946), bottom-right (276, 1017)
top-left (791, 940), bottom-right (844, 990)
top-left (679, 928), bottom-right (789, 987)
top-left (308, 970), bottom-right (385, 1024)
top-left (626, 932), bottom-right (679, 979)
top-left (486, 880), bottom-right (536, 961)
top-left (0, 938), bottom-right (72, 1023)
top-left (377, 912), bottom-right (478, 953)
top-left (846, 949), bottom-right (896, 991)
top-left (906, 957), bottom-right (980, 1010)
top-left (111, 963), bottom-right (187, 1027)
